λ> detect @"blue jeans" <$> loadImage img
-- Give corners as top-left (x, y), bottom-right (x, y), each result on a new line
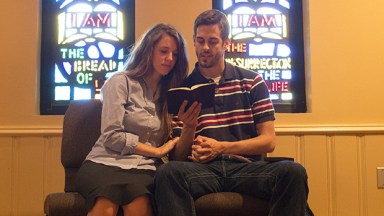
top-left (155, 158), bottom-right (314, 216)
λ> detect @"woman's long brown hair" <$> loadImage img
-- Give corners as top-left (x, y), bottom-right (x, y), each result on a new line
top-left (123, 23), bottom-right (189, 142)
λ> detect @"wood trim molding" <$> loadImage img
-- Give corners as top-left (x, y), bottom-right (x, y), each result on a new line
top-left (0, 125), bottom-right (383, 136)
top-left (276, 125), bottom-right (384, 134)
top-left (0, 128), bottom-right (62, 136)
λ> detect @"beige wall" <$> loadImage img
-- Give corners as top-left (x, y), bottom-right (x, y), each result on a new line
top-left (1, 0), bottom-right (384, 127)
top-left (0, 0), bottom-right (384, 215)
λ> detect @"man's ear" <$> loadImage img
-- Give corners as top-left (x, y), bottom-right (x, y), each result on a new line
top-left (193, 35), bottom-right (196, 46)
top-left (223, 38), bottom-right (230, 49)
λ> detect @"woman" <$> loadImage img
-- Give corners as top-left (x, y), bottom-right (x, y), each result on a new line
top-left (75, 23), bottom-right (189, 216)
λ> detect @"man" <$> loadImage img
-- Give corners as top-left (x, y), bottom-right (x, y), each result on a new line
top-left (155, 9), bottom-right (313, 216)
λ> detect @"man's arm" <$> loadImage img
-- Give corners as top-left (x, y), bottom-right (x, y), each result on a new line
top-left (169, 101), bottom-right (202, 161)
top-left (223, 120), bottom-right (276, 155)
top-left (189, 120), bottom-right (276, 163)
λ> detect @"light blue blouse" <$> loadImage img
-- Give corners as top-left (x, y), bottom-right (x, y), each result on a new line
top-left (85, 72), bottom-right (165, 170)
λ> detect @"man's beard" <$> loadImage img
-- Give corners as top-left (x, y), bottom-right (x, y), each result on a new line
top-left (197, 51), bottom-right (216, 68)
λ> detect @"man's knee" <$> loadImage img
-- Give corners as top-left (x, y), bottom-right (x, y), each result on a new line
top-left (158, 161), bottom-right (179, 173)
top-left (156, 161), bottom-right (185, 182)
top-left (279, 161), bottom-right (308, 181)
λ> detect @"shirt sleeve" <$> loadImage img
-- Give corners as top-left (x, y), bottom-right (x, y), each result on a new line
top-left (250, 74), bottom-right (275, 124)
top-left (171, 116), bottom-right (183, 138)
top-left (99, 73), bottom-right (139, 155)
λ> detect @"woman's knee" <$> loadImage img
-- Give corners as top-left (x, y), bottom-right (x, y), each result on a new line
top-left (122, 195), bottom-right (153, 216)
top-left (88, 197), bottom-right (118, 216)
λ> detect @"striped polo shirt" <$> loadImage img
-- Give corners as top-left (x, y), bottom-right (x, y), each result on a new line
top-left (172, 62), bottom-right (275, 160)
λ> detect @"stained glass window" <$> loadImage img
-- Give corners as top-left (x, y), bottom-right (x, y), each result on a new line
top-left (213, 0), bottom-right (307, 112)
top-left (40, 0), bottom-right (135, 114)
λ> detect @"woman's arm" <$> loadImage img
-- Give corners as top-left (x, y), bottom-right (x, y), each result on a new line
top-left (135, 137), bottom-right (179, 158)
top-left (99, 74), bottom-right (140, 154)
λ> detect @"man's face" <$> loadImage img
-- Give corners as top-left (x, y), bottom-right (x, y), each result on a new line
top-left (193, 24), bottom-right (229, 69)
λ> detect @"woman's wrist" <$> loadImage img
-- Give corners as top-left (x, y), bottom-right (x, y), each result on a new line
top-left (135, 143), bottom-right (162, 158)
top-left (154, 147), bottom-right (163, 158)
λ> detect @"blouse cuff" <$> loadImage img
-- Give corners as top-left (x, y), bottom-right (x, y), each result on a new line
top-left (121, 133), bottom-right (139, 155)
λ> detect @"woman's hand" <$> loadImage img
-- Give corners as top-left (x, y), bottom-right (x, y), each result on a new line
top-left (135, 137), bottom-right (179, 158)
top-left (156, 137), bottom-right (179, 158)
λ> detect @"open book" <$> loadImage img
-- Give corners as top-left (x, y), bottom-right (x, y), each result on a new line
top-left (167, 82), bottom-right (216, 115)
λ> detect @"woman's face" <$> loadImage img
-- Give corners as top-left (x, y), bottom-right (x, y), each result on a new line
top-left (152, 34), bottom-right (178, 77)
